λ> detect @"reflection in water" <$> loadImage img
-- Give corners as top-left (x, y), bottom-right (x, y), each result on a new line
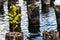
top-left (26, 33), bottom-right (43, 40)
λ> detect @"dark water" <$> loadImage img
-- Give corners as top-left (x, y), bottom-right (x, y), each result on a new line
top-left (27, 35), bottom-right (42, 40)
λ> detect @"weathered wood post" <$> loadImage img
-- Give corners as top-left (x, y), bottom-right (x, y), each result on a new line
top-left (55, 5), bottom-right (60, 37)
top-left (54, 0), bottom-right (60, 37)
top-left (43, 31), bottom-right (59, 40)
top-left (0, 0), bottom-right (4, 15)
top-left (26, 0), bottom-right (40, 34)
top-left (5, 32), bottom-right (23, 40)
top-left (5, 0), bottom-right (23, 40)
top-left (41, 0), bottom-right (50, 14)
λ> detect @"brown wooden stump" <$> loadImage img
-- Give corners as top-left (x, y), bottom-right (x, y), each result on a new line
top-left (43, 31), bottom-right (59, 40)
top-left (5, 32), bottom-right (23, 40)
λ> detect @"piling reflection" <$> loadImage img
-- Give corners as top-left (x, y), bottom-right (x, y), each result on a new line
top-left (27, 33), bottom-right (42, 40)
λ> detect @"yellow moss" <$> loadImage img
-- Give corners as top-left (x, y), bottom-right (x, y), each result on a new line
top-left (9, 21), bottom-right (13, 24)
top-left (14, 14), bottom-right (22, 20)
top-left (13, 20), bottom-right (17, 23)
top-left (10, 4), bottom-right (17, 12)
top-left (9, 17), bottom-right (13, 20)
top-left (16, 22), bottom-right (19, 24)
top-left (15, 25), bottom-right (18, 29)
top-left (8, 12), bottom-right (13, 17)
top-left (14, 11), bottom-right (16, 16)
top-left (8, 4), bottom-right (23, 30)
